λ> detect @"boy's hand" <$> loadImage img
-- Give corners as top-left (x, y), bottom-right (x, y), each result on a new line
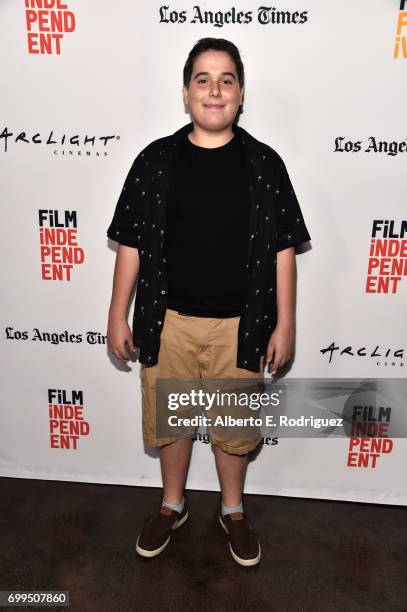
top-left (107, 315), bottom-right (137, 362)
top-left (266, 324), bottom-right (295, 374)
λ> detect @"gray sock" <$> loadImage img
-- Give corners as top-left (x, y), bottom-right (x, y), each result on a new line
top-left (222, 502), bottom-right (243, 516)
top-left (162, 496), bottom-right (185, 514)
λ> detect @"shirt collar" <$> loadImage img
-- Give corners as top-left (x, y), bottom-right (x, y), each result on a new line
top-left (171, 121), bottom-right (256, 150)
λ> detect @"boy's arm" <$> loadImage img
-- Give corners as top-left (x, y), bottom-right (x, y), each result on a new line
top-left (106, 148), bottom-right (148, 361)
top-left (266, 246), bottom-right (296, 371)
top-left (109, 244), bottom-right (140, 319)
top-left (276, 246), bottom-right (296, 331)
top-left (265, 152), bottom-right (311, 372)
top-left (107, 244), bottom-right (140, 362)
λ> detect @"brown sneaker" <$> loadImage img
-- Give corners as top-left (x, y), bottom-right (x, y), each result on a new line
top-left (136, 502), bottom-right (188, 558)
top-left (219, 509), bottom-right (261, 566)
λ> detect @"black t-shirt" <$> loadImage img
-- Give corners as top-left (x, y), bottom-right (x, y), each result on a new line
top-left (165, 132), bottom-right (251, 317)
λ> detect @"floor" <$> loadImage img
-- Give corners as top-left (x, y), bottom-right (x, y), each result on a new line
top-left (0, 477), bottom-right (406, 611)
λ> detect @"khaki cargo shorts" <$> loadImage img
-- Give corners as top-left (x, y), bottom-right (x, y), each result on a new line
top-left (140, 308), bottom-right (265, 455)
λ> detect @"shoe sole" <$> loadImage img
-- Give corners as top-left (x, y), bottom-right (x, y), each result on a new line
top-left (135, 509), bottom-right (189, 558)
top-left (219, 514), bottom-right (261, 567)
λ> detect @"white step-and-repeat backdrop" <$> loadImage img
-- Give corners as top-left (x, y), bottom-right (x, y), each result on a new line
top-left (1, 1), bottom-right (406, 505)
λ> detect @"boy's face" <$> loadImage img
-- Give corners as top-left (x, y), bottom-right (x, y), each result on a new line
top-left (182, 50), bottom-right (244, 133)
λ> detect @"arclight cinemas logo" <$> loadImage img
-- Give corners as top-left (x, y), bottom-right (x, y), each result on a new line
top-left (394, 1), bottom-right (407, 58)
top-left (366, 220), bottom-right (407, 294)
top-left (25, 0), bottom-right (75, 55)
top-left (320, 343), bottom-right (404, 367)
top-left (48, 388), bottom-right (90, 449)
top-left (39, 209), bottom-right (84, 281)
top-left (0, 127), bottom-right (120, 156)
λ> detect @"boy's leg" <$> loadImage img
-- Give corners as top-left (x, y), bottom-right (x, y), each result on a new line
top-left (198, 315), bottom-right (264, 566)
top-left (141, 307), bottom-right (202, 470)
top-left (213, 444), bottom-right (247, 507)
top-left (160, 437), bottom-right (193, 505)
top-left (136, 310), bottom-right (200, 558)
top-left (141, 309), bottom-right (201, 448)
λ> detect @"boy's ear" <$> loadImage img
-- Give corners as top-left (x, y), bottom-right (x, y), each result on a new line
top-left (182, 85), bottom-right (189, 105)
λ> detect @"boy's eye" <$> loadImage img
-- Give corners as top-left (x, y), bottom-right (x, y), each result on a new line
top-left (197, 79), bottom-right (233, 85)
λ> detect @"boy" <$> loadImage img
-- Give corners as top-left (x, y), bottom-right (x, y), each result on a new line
top-left (107, 37), bottom-right (311, 566)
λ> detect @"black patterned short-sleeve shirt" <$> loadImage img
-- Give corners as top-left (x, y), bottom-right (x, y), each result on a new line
top-left (107, 122), bottom-right (311, 372)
